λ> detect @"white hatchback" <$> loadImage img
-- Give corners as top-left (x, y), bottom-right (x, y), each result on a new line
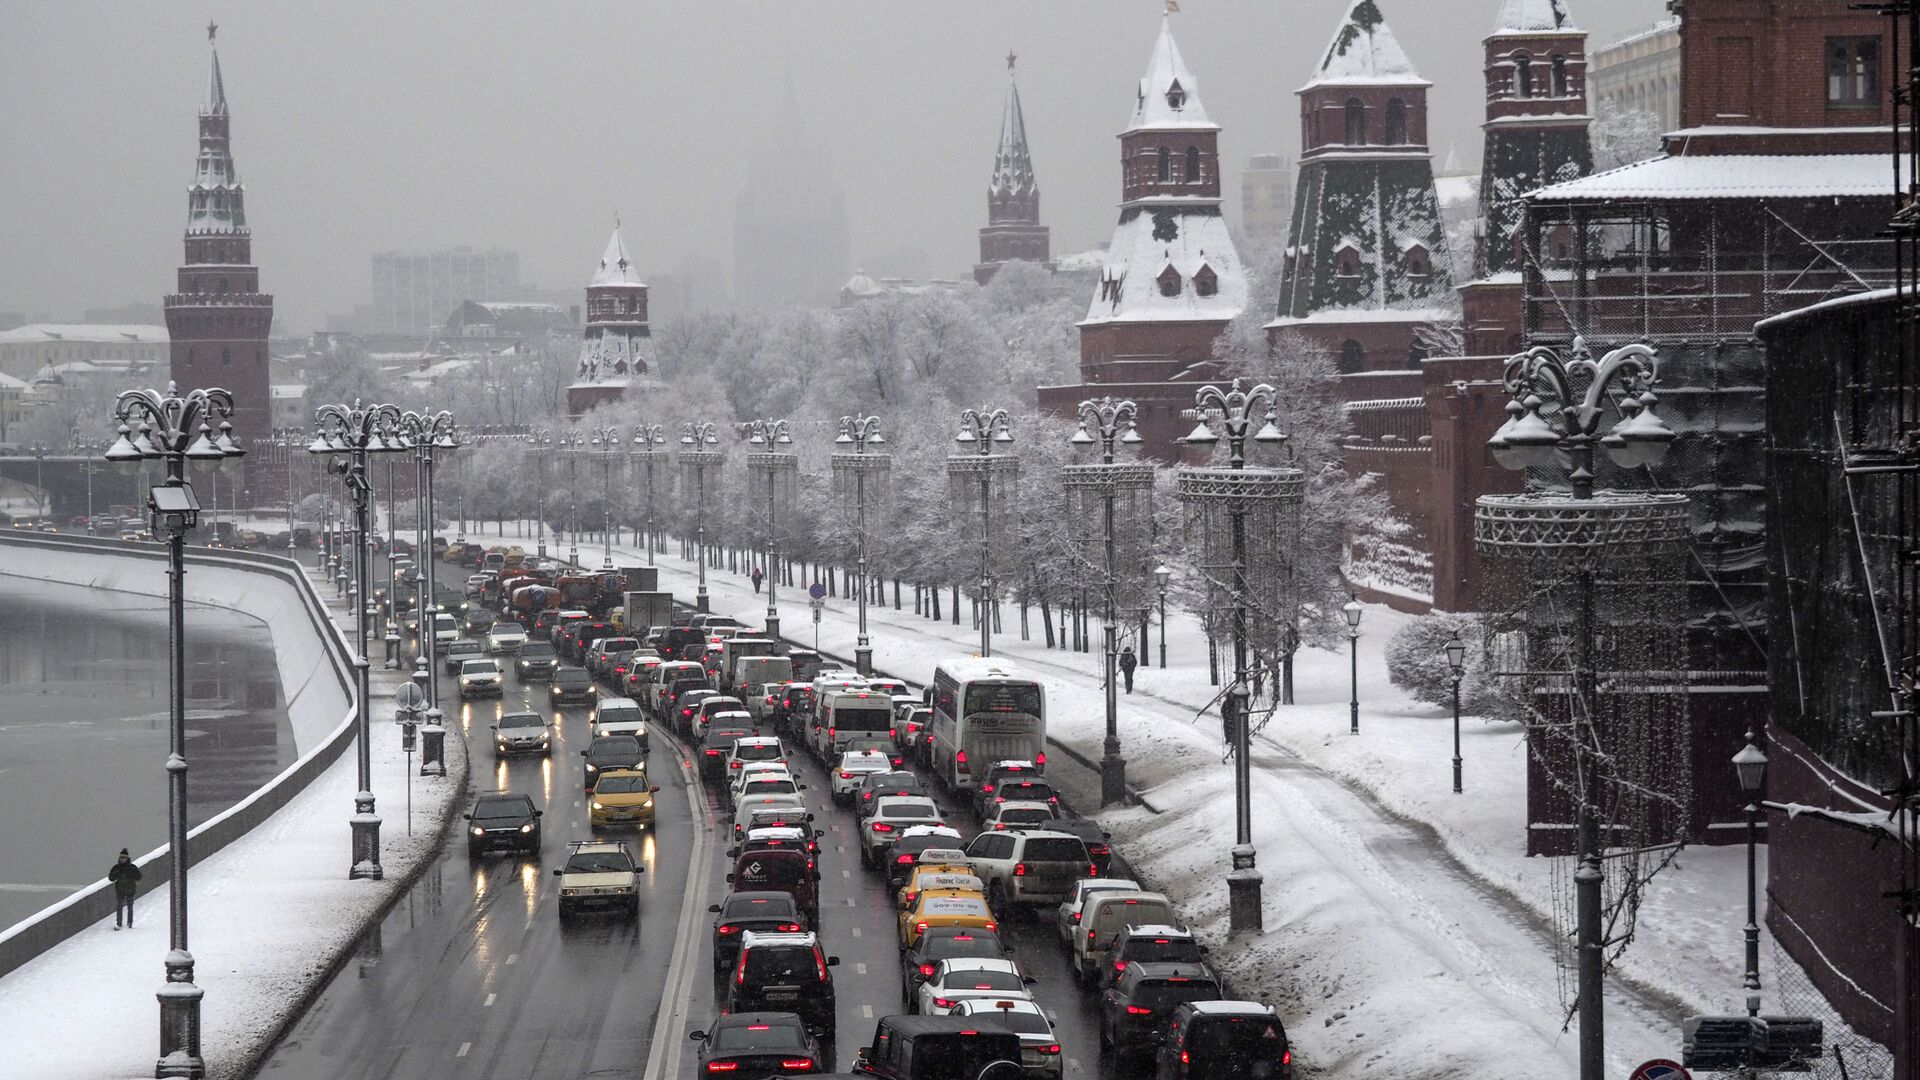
top-left (860, 795), bottom-right (945, 867)
top-left (915, 958), bottom-right (1034, 1016)
top-left (831, 749), bottom-right (893, 804)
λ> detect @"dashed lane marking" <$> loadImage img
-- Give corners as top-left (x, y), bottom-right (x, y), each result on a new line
top-left (862, 1005), bottom-right (874, 1019)
top-left (483, 993), bottom-right (496, 1007)
top-left (851, 927), bottom-right (862, 938)
top-left (856, 963), bottom-right (868, 975)
top-left (505, 953), bottom-right (517, 965)
top-left (842, 869), bottom-right (851, 878)
top-left (456, 1042), bottom-right (471, 1058)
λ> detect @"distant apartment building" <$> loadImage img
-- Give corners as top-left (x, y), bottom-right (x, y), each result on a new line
top-left (1590, 17), bottom-right (1681, 130)
top-left (1239, 153), bottom-right (1293, 245)
top-left (370, 246), bottom-right (522, 333)
top-left (0, 324), bottom-right (169, 385)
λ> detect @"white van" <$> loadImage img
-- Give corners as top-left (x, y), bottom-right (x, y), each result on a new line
top-left (814, 689), bottom-right (895, 759)
top-left (1073, 890), bottom-right (1177, 982)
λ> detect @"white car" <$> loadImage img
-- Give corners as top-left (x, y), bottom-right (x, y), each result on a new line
top-left (1055, 877), bottom-right (1142, 949)
top-left (591, 696), bottom-right (648, 746)
top-left (732, 772), bottom-right (803, 811)
top-left (731, 793), bottom-right (811, 840)
top-left (729, 762), bottom-right (793, 803)
top-left (432, 612), bottom-right (460, 647)
top-left (982, 799), bottom-right (1061, 832)
top-left (457, 658), bottom-right (503, 699)
top-left (485, 622), bottom-right (527, 654)
top-left (863, 678), bottom-right (910, 698)
top-left (491, 711), bottom-right (552, 756)
top-left (832, 749), bottom-right (893, 804)
top-left (726, 736), bottom-right (790, 778)
top-left (948, 998), bottom-right (1061, 1078)
top-left (860, 795), bottom-right (945, 868)
top-left (915, 958), bottom-right (1034, 1016)
top-left (442, 638), bottom-right (485, 674)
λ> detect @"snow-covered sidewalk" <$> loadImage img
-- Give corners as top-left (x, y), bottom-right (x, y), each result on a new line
top-left (482, 522), bottom-right (1862, 1076)
top-left (0, 561), bottom-right (468, 1079)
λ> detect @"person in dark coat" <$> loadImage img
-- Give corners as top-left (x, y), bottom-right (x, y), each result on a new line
top-left (108, 849), bottom-right (141, 929)
top-left (1119, 645), bottom-right (1138, 693)
top-left (751, 566), bottom-right (764, 594)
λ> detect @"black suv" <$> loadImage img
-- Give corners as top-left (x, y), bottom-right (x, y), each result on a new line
top-left (899, 926), bottom-right (1010, 1009)
top-left (852, 1016), bottom-right (1023, 1080)
top-left (689, 1012), bottom-right (826, 1077)
top-left (708, 891), bottom-right (809, 973)
top-left (549, 665), bottom-right (598, 706)
top-left (581, 734), bottom-right (644, 791)
top-left (1101, 924), bottom-right (1210, 991)
top-left (515, 640), bottom-right (560, 680)
top-left (1155, 1001), bottom-right (1293, 1080)
top-left (1100, 962), bottom-right (1223, 1054)
top-left (465, 794), bottom-right (542, 857)
top-left (660, 625), bottom-right (706, 661)
top-left (726, 931), bottom-right (840, 1042)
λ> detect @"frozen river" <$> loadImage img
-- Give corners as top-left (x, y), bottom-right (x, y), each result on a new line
top-left (0, 578), bottom-right (293, 930)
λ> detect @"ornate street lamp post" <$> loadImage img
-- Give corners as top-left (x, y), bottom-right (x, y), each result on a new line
top-left (680, 422), bottom-right (722, 612)
top-left (1733, 736), bottom-right (1768, 1016)
top-left (1153, 564), bottom-right (1171, 669)
top-left (746, 419), bottom-right (797, 640)
top-left (1445, 630), bottom-right (1466, 793)
top-left (1342, 596), bottom-right (1363, 735)
top-left (630, 425), bottom-right (670, 566)
top-left (585, 425), bottom-right (621, 569)
top-left (1478, 340), bottom-right (1685, 1080)
top-left (1066, 396), bottom-right (1153, 807)
top-left (1177, 379), bottom-right (1301, 936)
top-left (556, 429), bottom-right (584, 567)
top-left (309, 400), bottom-right (406, 882)
top-left (104, 382), bottom-right (245, 1079)
top-left (397, 410), bottom-right (458, 778)
top-left (949, 408), bottom-right (1016, 658)
top-left (833, 415), bottom-right (890, 675)
top-left (525, 427), bottom-right (552, 558)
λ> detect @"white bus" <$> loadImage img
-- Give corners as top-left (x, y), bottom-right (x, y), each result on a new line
top-left (928, 657), bottom-right (1046, 791)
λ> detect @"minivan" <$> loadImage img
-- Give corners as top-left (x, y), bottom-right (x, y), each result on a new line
top-left (1074, 890), bottom-right (1178, 983)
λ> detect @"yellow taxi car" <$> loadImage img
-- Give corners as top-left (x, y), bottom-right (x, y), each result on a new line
top-left (896, 868), bottom-right (986, 912)
top-left (898, 889), bottom-right (997, 949)
top-left (588, 768), bottom-right (659, 828)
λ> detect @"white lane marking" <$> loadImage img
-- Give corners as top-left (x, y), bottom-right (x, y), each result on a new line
top-left (862, 1005), bottom-right (874, 1019)
top-left (856, 963), bottom-right (868, 975)
top-left (456, 1042), bottom-right (471, 1058)
top-left (1069, 1058), bottom-right (1080, 1072)
top-left (845, 898), bottom-right (856, 906)
top-left (842, 869), bottom-right (851, 879)
top-left (483, 993), bottom-right (496, 1007)
top-left (505, 953), bottom-right (518, 966)
top-left (640, 726), bottom-right (715, 1080)
top-left (851, 927), bottom-right (862, 938)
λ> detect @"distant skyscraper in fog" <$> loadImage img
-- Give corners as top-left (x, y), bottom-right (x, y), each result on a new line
top-left (733, 79), bottom-right (851, 310)
top-left (1240, 154), bottom-right (1293, 246)
top-left (370, 247), bottom-right (522, 333)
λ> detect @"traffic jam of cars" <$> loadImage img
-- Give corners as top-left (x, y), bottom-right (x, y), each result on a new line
top-left (442, 541), bottom-right (1292, 1079)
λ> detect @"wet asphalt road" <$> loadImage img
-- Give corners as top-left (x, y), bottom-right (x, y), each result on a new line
top-left (253, 648), bottom-right (1121, 1080)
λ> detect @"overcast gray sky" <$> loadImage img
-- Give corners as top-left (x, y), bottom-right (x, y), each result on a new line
top-left (3, 1), bottom-right (1667, 332)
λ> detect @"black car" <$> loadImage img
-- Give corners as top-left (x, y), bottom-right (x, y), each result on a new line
top-left (900, 927), bottom-right (1011, 1008)
top-left (726, 932), bottom-right (840, 1043)
top-left (852, 1015), bottom-right (1024, 1080)
top-left (673, 685), bottom-right (719, 733)
top-left (465, 793), bottom-right (542, 857)
top-left (1103, 925), bottom-right (1211, 991)
top-left (1155, 1001), bottom-right (1293, 1080)
top-left (709, 891), bottom-right (809, 973)
top-left (886, 835), bottom-right (970, 892)
top-left (515, 640), bottom-right (560, 680)
top-left (550, 665), bottom-right (598, 705)
top-left (660, 625), bottom-right (706, 661)
top-left (699, 726), bottom-right (754, 783)
top-left (581, 735), bottom-right (645, 792)
top-left (855, 771), bottom-right (930, 819)
top-left (689, 1012), bottom-right (827, 1078)
top-left (1100, 962), bottom-right (1223, 1054)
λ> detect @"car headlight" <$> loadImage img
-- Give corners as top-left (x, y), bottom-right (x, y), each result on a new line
top-left (590, 801), bottom-right (604, 810)
top-left (471, 826), bottom-right (485, 836)
top-left (519, 823), bottom-right (534, 834)
top-left (585, 763), bottom-right (599, 773)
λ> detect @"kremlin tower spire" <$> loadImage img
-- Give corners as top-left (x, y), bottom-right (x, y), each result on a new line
top-left (974, 54), bottom-right (1051, 285)
top-left (164, 21), bottom-right (273, 446)
top-left (566, 221), bottom-right (654, 416)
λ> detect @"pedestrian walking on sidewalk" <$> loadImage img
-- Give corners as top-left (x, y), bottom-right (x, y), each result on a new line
top-left (108, 849), bottom-right (141, 929)
top-left (751, 566), bottom-right (764, 594)
top-left (1119, 645), bottom-right (1138, 694)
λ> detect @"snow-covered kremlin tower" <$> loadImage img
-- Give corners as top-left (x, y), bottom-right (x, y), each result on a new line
top-left (1268, 0), bottom-right (1452, 373)
top-left (565, 225), bottom-right (654, 416)
top-left (974, 56), bottom-right (1051, 286)
top-left (164, 24), bottom-right (273, 445)
top-left (1038, 12), bottom-right (1247, 458)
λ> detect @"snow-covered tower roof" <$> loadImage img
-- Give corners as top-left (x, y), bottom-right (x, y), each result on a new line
top-left (1303, 0), bottom-right (1431, 90)
top-left (188, 26), bottom-right (246, 235)
top-left (991, 63), bottom-right (1037, 199)
top-left (1493, 0), bottom-right (1576, 34)
top-left (1127, 15), bottom-right (1215, 133)
top-left (590, 225), bottom-right (646, 288)
top-left (204, 39), bottom-right (228, 115)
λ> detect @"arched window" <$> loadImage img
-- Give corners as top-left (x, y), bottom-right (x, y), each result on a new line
top-left (1185, 146), bottom-right (1201, 182)
top-left (1157, 147), bottom-right (1171, 182)
top-left (1551, 54), bottom-right (1570, 97)
top-left (1345, 98), bottom-right (1367, 145)
top-left (1339, 339), bottom-right (1365, 374)
top-left (1514, 53), bottom-right (1534, 98)
top-left (1385, 99), bottom-right (1408, 145)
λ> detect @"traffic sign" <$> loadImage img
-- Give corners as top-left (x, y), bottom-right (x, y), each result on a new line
top-left (1630, 1060), bottom-right (1691, 1080)
top-left (808, 582), bottom-right (827, 601)
top-left (393, 683), bottom-right (427, 719)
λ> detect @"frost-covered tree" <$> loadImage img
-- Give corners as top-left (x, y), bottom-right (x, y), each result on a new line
top-left (1590, 103), bottom-right (1664, 173)
top-left (1384, 610), bottom-right (1508, 715)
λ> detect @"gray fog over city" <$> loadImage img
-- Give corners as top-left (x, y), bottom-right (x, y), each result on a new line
top-left (2, 2), bottom-right (1916, 1080)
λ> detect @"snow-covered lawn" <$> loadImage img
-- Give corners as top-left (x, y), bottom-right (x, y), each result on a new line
top-left (478, 523), bottom-right (1871, 1076)
top-left (0, 561), bottom-right (467, 1079)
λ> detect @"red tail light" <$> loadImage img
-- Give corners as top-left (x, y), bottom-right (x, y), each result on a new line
top-left (707, 1063), bottom-right (739, 1073)
top-left (814, 948), bottom-right (828, 981)
top-left (933, 997), bottom-right (955, 1009)
top-left (919, 963), bottom-right (936, 977)
top-left (1115, 960), bottom-right (1128, 972)
top-left (871, 822), bottom-right (895, 833)
top-left (1013, 863), bottom-right (1027, 877)
top-left (704, 749), bottom-right (721, 756)
top-left (729, 761), bottom-right (742, 769)
top-left (1043, 1044), bottom-right (1061, 1054)
top-left (955, 750), bottom-right (968, 772)
top-left (1090, 864), bottom-right (1100, 877)
top-left (1126, 1005), bottom-right (1153, 1015)
top-left (892, 757), bottom-right (904, 767)
top-left (779, 1061), bottom-right (816, 1071)
top-left (777, 922), bottom-right (802, 932)
top-left (981, 783), bottom-right (995, 794)
top-left (839, 771), bottom-right (854, 779)
top-left (897, 854), bottom-right (914, 864)
top-left (1284, 1050), bottom-right (1292, 1065)
top-left (717, 925), bottom-right (738, 936)
top-left (827, 727), bottom-right (836, 740)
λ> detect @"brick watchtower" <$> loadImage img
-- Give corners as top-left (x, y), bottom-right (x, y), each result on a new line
top-left (565, 224), bottom-right (653, 416)
top-left (1269, 0), bottom-right (1453, 373)
top-left (164, 24), bottom-right (273, 448)
top-left (975, 54), bottom-right (1051, 285)
top-left (1479, 0), bottom-right (1590, 278)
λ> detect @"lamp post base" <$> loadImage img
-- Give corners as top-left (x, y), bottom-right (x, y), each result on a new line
top-left (1100, 745), bottom-right (1128, 807)
top-left (1452, 756), bottom-right (1463, 794)
top-left (766, 613), bottom-right (781, 641)
top-left (855, 644), bottom-right (873, 677)
top-left (156, 949), bottom-right (205, 1079)
top-left (349, 800), bottom-right (383, 880)
top-left (1227, 862), bottom-right (1264, 936)
top-left (420, 722), bottom-right (447, 777)
top-left (696, 589), bottom-right (710, 614)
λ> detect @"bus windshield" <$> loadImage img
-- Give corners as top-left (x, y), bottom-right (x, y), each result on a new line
top-left (965, 683), bottom-right (1042, 716)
